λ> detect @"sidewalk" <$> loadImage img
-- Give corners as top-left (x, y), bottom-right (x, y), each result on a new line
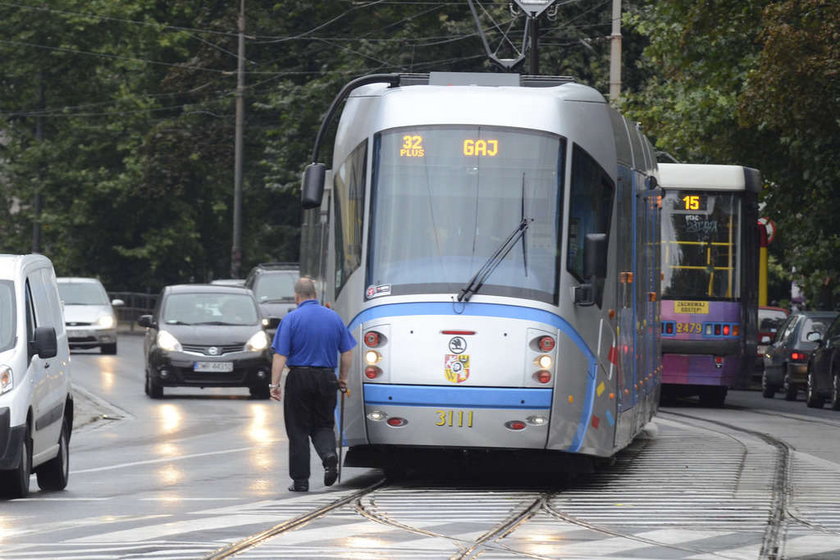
top-left (72, 385), bottom-right (129, 432)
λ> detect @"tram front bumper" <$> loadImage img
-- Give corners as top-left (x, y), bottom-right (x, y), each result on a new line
top-left (362, 384), bottom-right (552, 449)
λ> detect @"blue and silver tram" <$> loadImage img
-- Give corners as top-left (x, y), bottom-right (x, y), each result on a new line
top-left (300, 72), bottom-right (661, 469)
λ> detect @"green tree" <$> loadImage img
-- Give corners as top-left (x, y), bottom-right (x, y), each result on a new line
top-left (625, 0), bottom-right (840, 308)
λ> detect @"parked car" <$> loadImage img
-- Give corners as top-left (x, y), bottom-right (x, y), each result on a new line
top-left (762, 311), bottom-right (838, 400)
top-left (137, 284), bottom-right (272, 399)
top-left (0, 254), bottom-right (73, 498)
top-left (756, 306), bottom-right (790, 373)
top-left (244, 262), bottom-right (299, 334)
top-left (57, 277), bottom-right (123, 355)
top-left (805, 314), bottom-right (840, 409)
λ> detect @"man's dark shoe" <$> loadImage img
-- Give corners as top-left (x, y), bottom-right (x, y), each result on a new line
top-left (288, 481), bottom-right (308, 492)
top-left (324, 455), bottom-right (338, 487)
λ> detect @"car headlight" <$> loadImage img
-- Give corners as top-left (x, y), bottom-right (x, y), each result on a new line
top-left (246, 331), bottom-right (270, 352)
top-left (96, 315), bottom-right (116, 329)
top-left (157, 330), bottom-right (182, 352)
top-left (0, 365), bottom-right (13, 395)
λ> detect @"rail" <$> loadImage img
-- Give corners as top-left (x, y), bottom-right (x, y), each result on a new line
top-left (107, 291), bottom-right (157, 333)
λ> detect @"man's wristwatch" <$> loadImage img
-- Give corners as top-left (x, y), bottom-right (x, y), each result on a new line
top-left (268, 384), bottom-right (279, 389)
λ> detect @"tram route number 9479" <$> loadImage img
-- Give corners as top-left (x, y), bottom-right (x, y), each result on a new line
top-left (435, 409), bottom-right (475, 428)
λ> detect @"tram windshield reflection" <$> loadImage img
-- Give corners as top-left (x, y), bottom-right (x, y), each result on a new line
top-left (368, 125), bottom-right (564, 304)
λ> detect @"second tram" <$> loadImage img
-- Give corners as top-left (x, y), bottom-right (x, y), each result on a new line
top-left (300, 72), bottom-right (661, 470)
top-left (659, 163), bottom-right (760, 406)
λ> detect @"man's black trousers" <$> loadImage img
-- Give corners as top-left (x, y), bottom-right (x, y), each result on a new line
top-left (283, 367), bottom-right (339, 482)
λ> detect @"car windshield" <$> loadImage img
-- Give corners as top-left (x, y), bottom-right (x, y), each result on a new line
top-left (162, 293), bottom-right (259, 326)
top-left (58, 281), bottom-right (110, 305)
top-left (253, 273), bottom-right (296, 302)
top-left (0, 281), bottom-right (15, 352)
top-left (759, 310), bottom-right (788, 332)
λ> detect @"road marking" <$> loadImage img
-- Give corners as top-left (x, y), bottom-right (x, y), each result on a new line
top-left (71, 446), bottom-right (259, 474)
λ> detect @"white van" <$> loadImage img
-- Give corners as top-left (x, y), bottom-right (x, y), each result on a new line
top-left (0, 254), bottom-right (73, 498)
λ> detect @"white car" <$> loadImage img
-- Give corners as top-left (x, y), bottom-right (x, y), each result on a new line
top-left (57, 277), bottom-right (123, 355)
top-left (0, 254), bottom-right (73, 498)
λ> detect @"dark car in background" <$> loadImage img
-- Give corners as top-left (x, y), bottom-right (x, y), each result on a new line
top-left (244, 262), bottom-right (299, 335)
top-left (137, 285), bottom-right (272, 399)
top-left (755, 306), bottom-right (789, 375)
top-left (805, 314), bottom-right (840, 410)
top-left (762, 311), bottom-right (837, 400)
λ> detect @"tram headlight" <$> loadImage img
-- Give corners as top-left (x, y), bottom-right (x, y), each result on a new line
top-left (527, 415), bottom-right (548, 426)
top-left (536, 354), bottom-right (553, 369)
top-left (367, 410), bottom-right (387, 422)
top-left (364, 350), bottom-right (381, 365)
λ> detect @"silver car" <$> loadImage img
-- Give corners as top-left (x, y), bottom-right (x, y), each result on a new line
top-left (57, 278), bottom-right (123, 354)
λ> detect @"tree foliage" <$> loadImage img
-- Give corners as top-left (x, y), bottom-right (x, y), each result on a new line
top-left (625, 0), bottom-right (840, 308)
top-left (3, 0), bottom-right (831, 304)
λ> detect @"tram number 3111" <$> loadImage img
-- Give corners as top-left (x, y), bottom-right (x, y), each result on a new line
top-left (435, 409), bottom-right (475, 428)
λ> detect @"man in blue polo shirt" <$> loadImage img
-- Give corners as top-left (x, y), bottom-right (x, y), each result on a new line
top-left (269, 276), bottom-right (356, 492)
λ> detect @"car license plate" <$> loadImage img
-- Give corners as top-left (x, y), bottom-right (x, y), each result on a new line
top-left (434, 409), bottom-right (474, 428)
top-left (194, 361), bottom-right (234, 373)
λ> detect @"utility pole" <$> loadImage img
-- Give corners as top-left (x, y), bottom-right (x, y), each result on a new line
top-left (609, 0), bottom-right (622, 102)
top-left (231, 0), bottom-right (245, 278)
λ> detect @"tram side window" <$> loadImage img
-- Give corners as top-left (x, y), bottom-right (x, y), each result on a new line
top-left (333, 140), bottom-right (368, 298)
top-left (567, 145), bottom-right (615, 284)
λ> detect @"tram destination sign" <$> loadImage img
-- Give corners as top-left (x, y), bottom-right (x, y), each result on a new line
top-left (673, 301), bottom-right (710, 314)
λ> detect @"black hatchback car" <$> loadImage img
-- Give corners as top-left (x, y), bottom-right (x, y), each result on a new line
top-left (137, 284), bottom-right (272, 399)
top-left (762, 311), bottom-right (837, 400)
top-left (805, 314), bottom-right (840, 410)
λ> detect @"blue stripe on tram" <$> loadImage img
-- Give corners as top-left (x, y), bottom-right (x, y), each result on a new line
top-left (363, 384), bottom-right (553, 409)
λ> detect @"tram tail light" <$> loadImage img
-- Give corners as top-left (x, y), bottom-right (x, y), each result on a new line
top-left (534, 370), bottom-right (552, 384)
top-left (364, 366), bottom-right (381, 379)
top-left (733, 325), bottom-right (740, 336)
top-left (538, 336), bottom-right (555, 352)
top-left (505, 420), bottom-right (526, 431)
top-left (364, 350), bottom-right (381, 365)
top-left (723, 325), bottom-right (730, 336)
top-left (364, 331), bottom-right (382, 347)
top-left (386, 417), bottom-right (408, 427)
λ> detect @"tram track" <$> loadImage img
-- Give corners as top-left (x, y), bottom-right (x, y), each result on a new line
top-left (203, 409), bottom-right (836, 559)
top-left (662, 410), bottom-right (791, 560)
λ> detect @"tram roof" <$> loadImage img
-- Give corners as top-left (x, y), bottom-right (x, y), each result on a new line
top-left (658, 163), bottom-right (761, 193)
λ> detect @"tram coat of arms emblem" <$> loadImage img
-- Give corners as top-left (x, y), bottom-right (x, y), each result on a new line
top-left (444, 354), bottom-right (470, 383)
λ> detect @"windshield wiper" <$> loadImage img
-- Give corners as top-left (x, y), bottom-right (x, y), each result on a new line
top-left (456, 217), bottom-right (533, 302)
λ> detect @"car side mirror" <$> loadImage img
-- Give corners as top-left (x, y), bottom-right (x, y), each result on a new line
top-left (806, 331), bottom-right (823, 343)
top-left (31, 326), bottom-right (58, 359)
top-left (111, 299), bottom-right (125, 307)
top-left (137, 314), bottom-right (155, 328)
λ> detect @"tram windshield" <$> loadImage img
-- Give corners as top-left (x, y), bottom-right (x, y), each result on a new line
top-left (368, 125), bottom-right (564, 304)
top-left (661, 190), bottom-right (742, 301)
